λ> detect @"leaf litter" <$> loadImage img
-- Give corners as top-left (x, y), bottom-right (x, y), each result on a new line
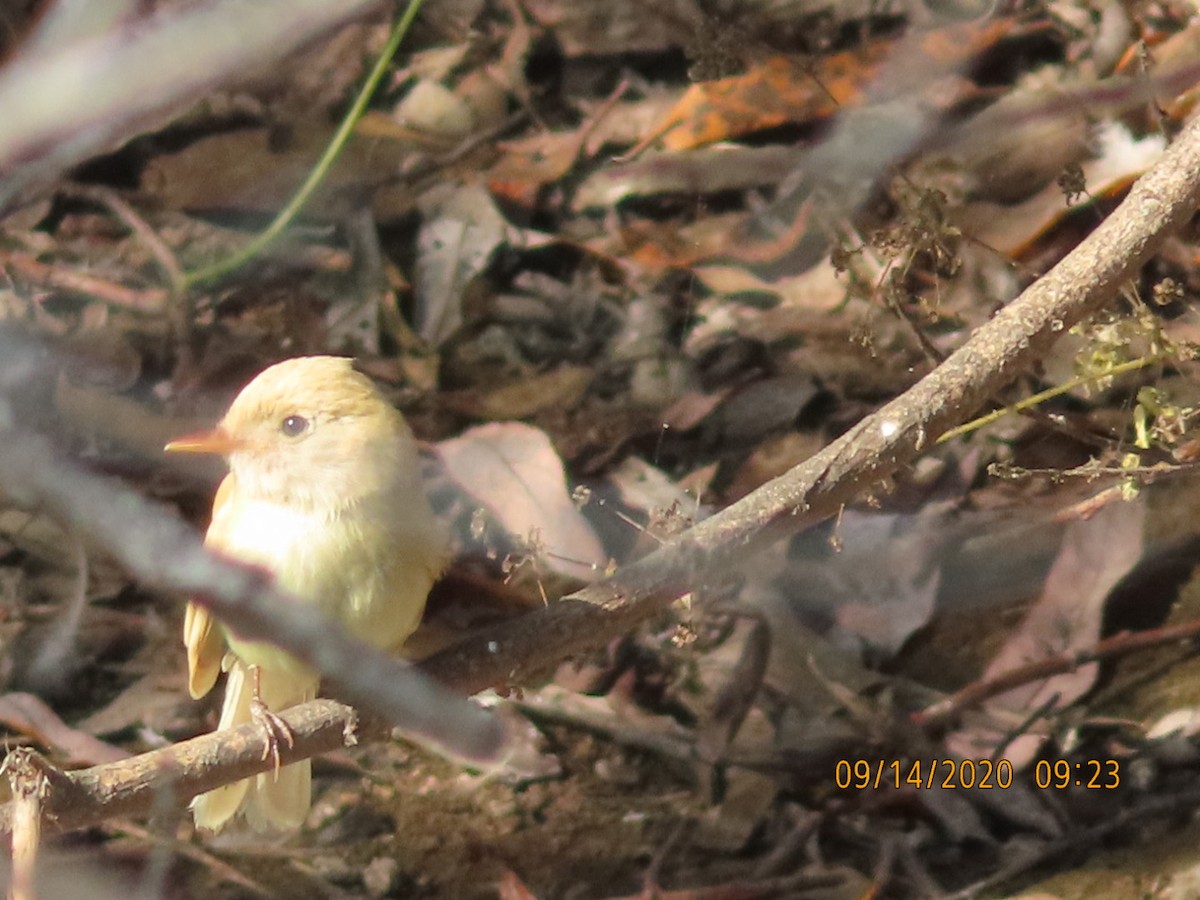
top-left (3, 1), bottom-right (1200, 898)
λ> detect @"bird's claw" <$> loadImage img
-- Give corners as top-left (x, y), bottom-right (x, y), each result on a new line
top-left (248, 666), bottom-right (296, 778)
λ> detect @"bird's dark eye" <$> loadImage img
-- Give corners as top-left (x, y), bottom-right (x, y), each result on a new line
top-left (280, 415), bottom-right (308, 437)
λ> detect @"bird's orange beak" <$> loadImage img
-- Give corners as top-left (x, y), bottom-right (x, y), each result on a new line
top-left (164, 427), bottom-right (243, 455)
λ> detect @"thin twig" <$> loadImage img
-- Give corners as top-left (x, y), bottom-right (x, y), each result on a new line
top-left (107, 820), bottom-right (277, 900)
top-left (1, 251), bottom-right (169, 313)
top-left (57, 183), bottom-right (186, 296)
top-left (914, 616), bottom-right (1200, 730)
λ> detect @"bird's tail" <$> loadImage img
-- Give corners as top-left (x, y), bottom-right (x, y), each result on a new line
top-left (191, 660), bottom-right (317, 833)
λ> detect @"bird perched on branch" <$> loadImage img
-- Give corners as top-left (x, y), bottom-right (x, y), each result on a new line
top-left (166, 356), bottom-right (447, 833)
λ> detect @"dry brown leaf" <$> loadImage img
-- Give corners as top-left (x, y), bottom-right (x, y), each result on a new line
top-left (489, 131), bottom-right (591, 206)
top-left (442, 366), bottom-right (593, 420)
top-left (953, 121), bottom-right (1164, 258)
top-left (415, 182), bottom-right (552, 343)
top-left (572, 145), bottom-right (806, 210)
top-left (692, 258), bottom-right (850, 312)
top-left (947, 496), bottom-right (1146, 765)
top-left (142, 118), bottom-right (420, 221)
top-left (633, 18), bottom-right (1016, 153)
top-left (435, 422), bottom-right (606, 582)
top-left (606, 457), bottom-right (700, 522)
top-left (395, 79), bottom-right (479, 140)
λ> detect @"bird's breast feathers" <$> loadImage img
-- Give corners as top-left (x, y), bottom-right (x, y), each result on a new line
top-left (206, 482), bottom-right (438, 651)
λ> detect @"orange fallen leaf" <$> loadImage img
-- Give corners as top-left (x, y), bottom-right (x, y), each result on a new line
top-left (633, 17), bottom-right (1018, 155)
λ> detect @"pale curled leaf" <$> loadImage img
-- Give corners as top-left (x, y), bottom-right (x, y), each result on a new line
top-left (947, 496), bottom-right (1146, 765)
top-left (435, 422), bottom-right (606, 582)
top-left (415, 183), bottom-right (551, 343)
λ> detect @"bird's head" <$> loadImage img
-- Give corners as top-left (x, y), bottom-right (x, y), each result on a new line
top-left (166, 356), bottom-right (419, 510)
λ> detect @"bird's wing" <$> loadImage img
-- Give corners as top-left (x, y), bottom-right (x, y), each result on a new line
top-left (183, 601), bottom-right (223, 699)
top-left (182, 474), bottom-right (238, 699)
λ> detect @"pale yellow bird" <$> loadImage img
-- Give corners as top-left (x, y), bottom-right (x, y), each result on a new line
top-left (165, 356), bottom-right (447, 833)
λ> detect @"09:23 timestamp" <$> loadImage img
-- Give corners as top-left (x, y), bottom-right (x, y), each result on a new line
top-left (1034, 759), bottom-right (1120, 789)
top-left (835, 758), bottom-right (1121, 790)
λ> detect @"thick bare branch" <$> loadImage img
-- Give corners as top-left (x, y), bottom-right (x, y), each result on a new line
top-left (422, 106), bottom-right (1200, 694)
top-left (0, 700), bottom-right (372, 836)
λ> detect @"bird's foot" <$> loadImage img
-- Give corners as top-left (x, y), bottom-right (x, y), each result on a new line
top-left (248, 666), bottom-right (295, 778)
